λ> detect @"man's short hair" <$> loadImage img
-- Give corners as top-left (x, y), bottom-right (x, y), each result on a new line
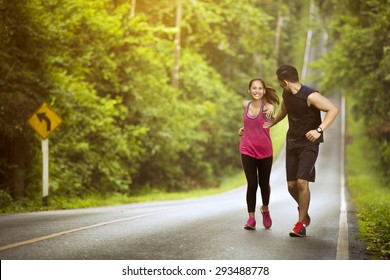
top-left (276, 65), bottom-right (299, 82)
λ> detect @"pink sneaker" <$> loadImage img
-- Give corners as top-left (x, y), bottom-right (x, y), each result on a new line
top-left (244, 217), bottom-right (256, 230)
top-left (261, 211), bottom-right (272, 229)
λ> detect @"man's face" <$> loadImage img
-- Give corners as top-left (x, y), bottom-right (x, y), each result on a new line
top-left (278, 79), bottom-right (288, 90)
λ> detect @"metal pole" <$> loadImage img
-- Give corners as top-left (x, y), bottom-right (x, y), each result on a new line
top-left (42, 138), bottom-right (49, 206)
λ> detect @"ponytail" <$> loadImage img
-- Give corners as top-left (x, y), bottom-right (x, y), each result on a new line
top-left (265, 86), bottom-right (280, 105)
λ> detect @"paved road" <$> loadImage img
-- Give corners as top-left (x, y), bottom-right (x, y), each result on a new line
top-left (0, 94), bottom-right (352, 260)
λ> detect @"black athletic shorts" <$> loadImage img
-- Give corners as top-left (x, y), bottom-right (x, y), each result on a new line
top-left (285, 144), bottom-right (319, 182)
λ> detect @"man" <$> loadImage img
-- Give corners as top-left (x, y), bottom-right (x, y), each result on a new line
top-left (265, 64), bottom-right (339, 237)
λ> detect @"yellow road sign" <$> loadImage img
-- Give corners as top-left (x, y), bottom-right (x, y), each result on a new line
top-left (28, 103), bottom-right (62, 139)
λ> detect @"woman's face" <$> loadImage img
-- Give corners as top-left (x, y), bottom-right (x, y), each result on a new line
top-left (248, 80), bottom-right (266, 100)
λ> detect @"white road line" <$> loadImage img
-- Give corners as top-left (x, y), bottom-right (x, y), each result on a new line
top-left (0, 209), bottom-right (174, 251)
top-left (336, 94), bottom-right (349, 259)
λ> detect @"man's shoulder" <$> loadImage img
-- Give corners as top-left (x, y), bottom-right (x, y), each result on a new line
top-left (295, 85), bottom-right (318, 100)
top-left (300, 84), bottom-right (318, 94)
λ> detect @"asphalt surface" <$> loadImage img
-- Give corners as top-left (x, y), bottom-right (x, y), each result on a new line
top-left (0, 93), bottom-right (368, 260)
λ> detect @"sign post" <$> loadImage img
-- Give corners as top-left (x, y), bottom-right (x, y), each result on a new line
top-left (42, 138), bottom-right (49, 206)
top-left (28, 103), bottom-right (62, 206)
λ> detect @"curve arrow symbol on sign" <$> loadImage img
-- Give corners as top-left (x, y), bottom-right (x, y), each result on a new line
top-left (37, 112), bottom-right (51, 131)
top-left (28, 103), bottom-right (61, 139)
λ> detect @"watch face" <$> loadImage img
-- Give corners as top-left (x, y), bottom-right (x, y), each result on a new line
top-left (317, 127), bottom-right (322, 133)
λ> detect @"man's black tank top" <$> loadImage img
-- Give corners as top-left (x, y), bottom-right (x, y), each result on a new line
top-left (283, 85), bottom-right (323, 149)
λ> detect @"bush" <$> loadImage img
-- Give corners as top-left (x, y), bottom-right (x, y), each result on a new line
top-left (0, 189), bottom-right (12, 208)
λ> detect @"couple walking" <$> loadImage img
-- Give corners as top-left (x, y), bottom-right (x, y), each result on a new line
top-left (239, 64), bottom-right (338, 237)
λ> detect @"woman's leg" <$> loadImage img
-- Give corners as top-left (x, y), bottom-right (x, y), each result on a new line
top-left (257, 156), bottom-right (273, 228)
top-left (258, 156), bottom-right (273, 210)
top-left (241, 154), bottom-right (259, 215)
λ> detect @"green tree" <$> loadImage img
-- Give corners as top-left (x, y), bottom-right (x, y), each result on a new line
top-left (0, 0), bottom-right (54, 198)
top-left (1, 0), bottom-right (312, 203)
top-left (316, 0), bottom-right (390, 178)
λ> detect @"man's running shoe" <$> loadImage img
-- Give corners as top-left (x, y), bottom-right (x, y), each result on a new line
top-left (304, 213), bottom-right (311, 227)
top-left (289, 221), bottom-right (306, 237)
top-left (261, 211), bottom-right (272, 229)
top-left (297, 207), bottom-right (311, 227)
top-left (244, 217), bottom-right (256, 230)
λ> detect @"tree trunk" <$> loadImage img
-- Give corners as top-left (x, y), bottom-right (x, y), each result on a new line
top-left (8, 137), bottom-right (27, 199)
top-left (130, 0), bottom-right (136, 18)
top-left (171, 0), bottom-right (182, 89)
top-left (274, 10), bottom-right (283, 68)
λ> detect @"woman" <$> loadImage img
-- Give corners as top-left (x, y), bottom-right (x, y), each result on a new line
top-left (239, 78), bottom-right (279, 230)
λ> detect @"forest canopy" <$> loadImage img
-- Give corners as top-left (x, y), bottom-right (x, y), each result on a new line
top-left (1, 0), bottom-right (388, 205)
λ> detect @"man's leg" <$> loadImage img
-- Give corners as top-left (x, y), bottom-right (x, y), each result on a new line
top-left (286, 148), bottom-right (299, 204)
top-left (287, 180), bottom-right (299, 204)
top-left (295, 145), bottom-right (318, 226)
top-left (288, 179), bottom-right (310, 223)
top-left (288, 179), bottom-right (310, 237)
top-left (287, 146), bottom-right (317, 237)
top-left (297, 179), bottom-right (310, 224)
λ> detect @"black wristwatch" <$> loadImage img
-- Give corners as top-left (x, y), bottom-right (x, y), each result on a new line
top-left (316, 127), bottom-right (323, 134)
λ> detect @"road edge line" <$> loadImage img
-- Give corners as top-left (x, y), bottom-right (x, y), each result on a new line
top-left (0, 210), bottom-right (174, 252)
top-left (336, 93), bottom-right (349, 260)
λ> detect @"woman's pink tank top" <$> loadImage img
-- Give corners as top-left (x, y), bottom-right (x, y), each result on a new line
top-left (239, 101), bottom-right (273, 159)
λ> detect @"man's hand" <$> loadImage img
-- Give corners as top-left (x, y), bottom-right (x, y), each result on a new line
top-left (263, 118), bottom-right (275, 129)
top-left (305, 130), bottom-right (321, 142)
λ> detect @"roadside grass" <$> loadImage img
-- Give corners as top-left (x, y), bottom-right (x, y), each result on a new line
top-left (346, 99), bottom-right (390, 260)
top-left (1, 172), bottom-right (246, 213)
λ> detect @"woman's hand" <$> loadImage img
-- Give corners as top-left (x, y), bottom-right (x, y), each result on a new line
top-left (263, 104), bottom-right (274, 119)
top-left (238, 127), bottom-right (244, 137)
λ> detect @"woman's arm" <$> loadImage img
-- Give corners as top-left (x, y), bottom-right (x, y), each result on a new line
top-left (263, 103), bottom-right (275, 119)
top-left (263, 100), bottom-right (287, 128)
top-left (238, 100), bottom-right (250, 136)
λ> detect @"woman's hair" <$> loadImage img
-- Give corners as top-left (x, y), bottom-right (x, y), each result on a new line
top-left (276, 64), bottom-right (299, 83)
top-left (248, 78), bottom-right (280, 105)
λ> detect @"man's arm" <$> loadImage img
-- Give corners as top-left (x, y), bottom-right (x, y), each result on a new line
top-left (305, 92), bottom-right (339, 142)
top-left (263, 100), bottom-right (287, 128)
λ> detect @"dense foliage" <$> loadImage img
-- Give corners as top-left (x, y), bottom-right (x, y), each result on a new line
top-left (315, 0), bottom-right (390, 180)
top-left (1, 0), bottom-right (309, 202)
